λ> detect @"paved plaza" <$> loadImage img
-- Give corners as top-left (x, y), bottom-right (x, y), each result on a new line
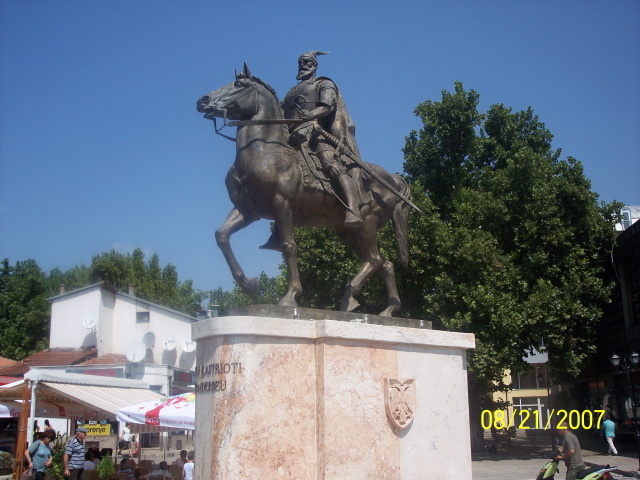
top-left (473, 432), bottom-right (640, 479)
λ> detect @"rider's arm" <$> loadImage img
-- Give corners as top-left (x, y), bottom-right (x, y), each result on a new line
top-left (299, 104), bottom-right (332, 121)
top-left (299, 79), bottom-right (337, 121)
top-left (557, 448), bottom-right (574, 461)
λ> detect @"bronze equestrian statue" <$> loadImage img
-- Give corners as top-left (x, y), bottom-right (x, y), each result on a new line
top-left (196, 54), bottom-right (421, 316)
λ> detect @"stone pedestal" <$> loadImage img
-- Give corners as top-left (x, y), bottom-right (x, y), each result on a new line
top-left (192, 311), bottom-right (474, 480)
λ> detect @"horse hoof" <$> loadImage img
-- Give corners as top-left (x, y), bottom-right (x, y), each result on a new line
top-left (344, 215), bottom-right (363, 229)
top-left (246, 277), bottom-right (259, 300)
top-left (277, 297), bottom-right (297, 308)
top-left (378, 307), bottom-right (397, 317)
top-left (340, 296), bottom-right (360, 312)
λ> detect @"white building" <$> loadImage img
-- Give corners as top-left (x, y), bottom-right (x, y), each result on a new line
top-left (616, 205), bottom-right (640, 232)
top-left (48, 283), bottom-right (198, 395)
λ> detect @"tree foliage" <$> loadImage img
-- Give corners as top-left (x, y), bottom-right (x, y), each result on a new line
top-left (208, 272), bottom-right (287, 315)
top-left (87, 248), bottom-right (206, 315)
top-left (403, 82), bottom-right (620, 384)
top-left (0, 259), bottom-right (50, 360)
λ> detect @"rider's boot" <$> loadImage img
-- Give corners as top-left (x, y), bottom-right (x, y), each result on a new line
top-left (259, 228), bottom-right (282, 252)
top-left (338, 174), bottom-right (363, 228)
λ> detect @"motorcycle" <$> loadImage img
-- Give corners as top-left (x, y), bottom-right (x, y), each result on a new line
top-left (536, 451), bottom-right (560, 480)
top-left (575, 465), bottom-right (617, 480)
top-left (536, 451), bottom-right (617, 480)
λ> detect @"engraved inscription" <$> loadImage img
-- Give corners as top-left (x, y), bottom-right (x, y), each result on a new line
top-left (195, 362), bottom-right (243, 393)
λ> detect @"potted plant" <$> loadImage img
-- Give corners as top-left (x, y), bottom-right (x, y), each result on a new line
top-left (96, 456), bottom-right (115, 480)
top-left (0, 451), bottom-right (14, 476)
top-left (46, 432), bottom-right (67, 480)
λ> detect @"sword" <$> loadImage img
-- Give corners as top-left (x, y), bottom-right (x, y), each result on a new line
top-left (227, 119), bottom-right (305, 127)
top-left (313, 125), bottom-right (425, 216)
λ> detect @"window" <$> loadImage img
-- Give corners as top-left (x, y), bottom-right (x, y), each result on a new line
top-left (136, 304), bottom-right (150, 323)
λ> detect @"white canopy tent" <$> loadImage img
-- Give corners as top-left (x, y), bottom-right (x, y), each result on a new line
top-left (0, 369), bottom-right (163, 447)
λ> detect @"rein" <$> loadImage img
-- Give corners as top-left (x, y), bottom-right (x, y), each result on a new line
top-left (210, 82), bottom-right (304, 143)
top-left (212, 84), bottom-right (258, 143)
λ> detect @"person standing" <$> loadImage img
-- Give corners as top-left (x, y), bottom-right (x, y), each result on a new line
top-left (63, 426), bottom-right (87, 480)
top-left (119, 423), bottom-right (131, 454)
top-left (33, 420), bottom-right (40, 442)
top-left (182, 452), bottom-right (194, 480)
top-left (556, 423), bottom-right (586, 480)
top-left (25, 430), bottom-right (54, 480)
top-left (174, 450), bottom-right (187, 468)
top-left (602, 414), bottom-right (618, 455)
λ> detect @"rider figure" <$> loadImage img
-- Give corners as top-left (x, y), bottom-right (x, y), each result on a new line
top-left (282, 51), bottom-right (364, 227)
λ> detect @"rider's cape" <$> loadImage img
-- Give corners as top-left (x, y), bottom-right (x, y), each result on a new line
top-left (316, 76), bottom-right (362, 163)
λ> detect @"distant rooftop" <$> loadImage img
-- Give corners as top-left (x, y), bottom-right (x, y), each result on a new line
top-left (0, 348), bottom-right (98, 377)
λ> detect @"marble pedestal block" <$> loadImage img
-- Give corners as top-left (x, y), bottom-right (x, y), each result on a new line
top-left (192, 313), bottom-right (475, 480)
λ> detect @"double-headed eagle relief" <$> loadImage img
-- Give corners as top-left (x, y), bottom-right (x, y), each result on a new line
top-left (197, 52), bottom-right (422, 317)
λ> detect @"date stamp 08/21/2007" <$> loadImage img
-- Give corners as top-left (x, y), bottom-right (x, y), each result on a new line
top-left (481, 409), bottom-right (607, 431)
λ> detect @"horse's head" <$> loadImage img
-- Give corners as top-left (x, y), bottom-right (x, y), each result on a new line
top-left (197, 63), bottom-right (264, 122)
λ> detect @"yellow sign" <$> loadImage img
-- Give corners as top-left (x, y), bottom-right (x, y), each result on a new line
top-left (81, 424), bottom-right (112, 436)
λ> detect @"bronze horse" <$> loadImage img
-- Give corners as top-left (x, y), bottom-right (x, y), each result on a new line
top-left (197, 64), bottom-right (412, 316)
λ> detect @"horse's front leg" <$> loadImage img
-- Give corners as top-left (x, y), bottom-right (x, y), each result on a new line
top-left (272, 194), bottom-right (302, 308)
top-left (215, 208), bottom-right (259, 299)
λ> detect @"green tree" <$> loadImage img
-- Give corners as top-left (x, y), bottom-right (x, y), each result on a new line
top-left (48, 265), bottom-right (92, 296)
top-left (0, 259), bottom-right (50, 360)
top-left (207, 272), bottom-right (287, 315)
top-left (88, 249), bottom-right (206, 315)
top-left (47, 432), bottom-right (68, 480)
top-left (402, 82), bottom-right (620, 447)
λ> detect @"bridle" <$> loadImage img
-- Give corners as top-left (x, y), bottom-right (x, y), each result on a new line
top-left (211, 82), bottom-right (258, 143)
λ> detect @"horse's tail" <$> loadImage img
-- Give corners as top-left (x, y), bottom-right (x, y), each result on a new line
top-left (391, 175), bottom-right (410, 268)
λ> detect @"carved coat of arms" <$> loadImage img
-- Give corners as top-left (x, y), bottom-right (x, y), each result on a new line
top-left (384, 378), bottom-right (415, 429)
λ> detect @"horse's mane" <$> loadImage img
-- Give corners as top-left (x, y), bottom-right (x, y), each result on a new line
top-left (238, 73), bottom-right (284, 119)
top-left (253, 76), bottom-right (284, 119)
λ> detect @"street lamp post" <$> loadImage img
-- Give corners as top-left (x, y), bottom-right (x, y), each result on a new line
top-left (537, 368), bottom-right (556, 450)
top-left (610, 352), bottom-right (640, 470)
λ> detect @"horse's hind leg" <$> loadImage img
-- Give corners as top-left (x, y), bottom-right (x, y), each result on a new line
top-left (335, 226), bottom-right (384, 313)
top-left (378, 259), bottom-right (401, 317)
top-left (215, 208), bottom-right (259, 299)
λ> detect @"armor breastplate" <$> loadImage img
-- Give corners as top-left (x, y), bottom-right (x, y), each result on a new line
top-left (283, 80), bottom-right (321, 119)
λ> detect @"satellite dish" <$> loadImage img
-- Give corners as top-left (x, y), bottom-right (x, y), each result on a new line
top-left (125, 342), bottom-right (146, 362)
top-left (82, 315), bottom-right (98, 330)
top-left (182, 340), bottom-right (196, 353)
top-left (163, 336), bottom-right (177, 351)
top-left (141, 332), bottom-right (156, 349)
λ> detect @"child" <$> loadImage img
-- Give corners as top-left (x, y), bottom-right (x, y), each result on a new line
top-left (182, 451), bottom-right (194, 480)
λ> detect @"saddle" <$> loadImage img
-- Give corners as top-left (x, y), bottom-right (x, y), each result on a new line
top-left (294, 143), bottom-right (371, 207)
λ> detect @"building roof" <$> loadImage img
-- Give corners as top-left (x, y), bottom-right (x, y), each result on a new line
top-left (48, 282), bottom-right (197, 321)
top-left (80, 353), bottom-right (128, 365)
top-left (0, 357), bottom-right (16, 368)
top-left (0, 348), bottom-right (98, 377)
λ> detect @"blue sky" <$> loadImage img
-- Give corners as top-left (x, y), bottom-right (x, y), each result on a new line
top-left (1, 0), bottom-right (638, 294)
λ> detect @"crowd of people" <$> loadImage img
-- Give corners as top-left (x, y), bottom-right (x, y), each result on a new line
top-left (23, 424), bottom-right (195, 480)
top-left (116, 451), bottom-right (194, 480)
